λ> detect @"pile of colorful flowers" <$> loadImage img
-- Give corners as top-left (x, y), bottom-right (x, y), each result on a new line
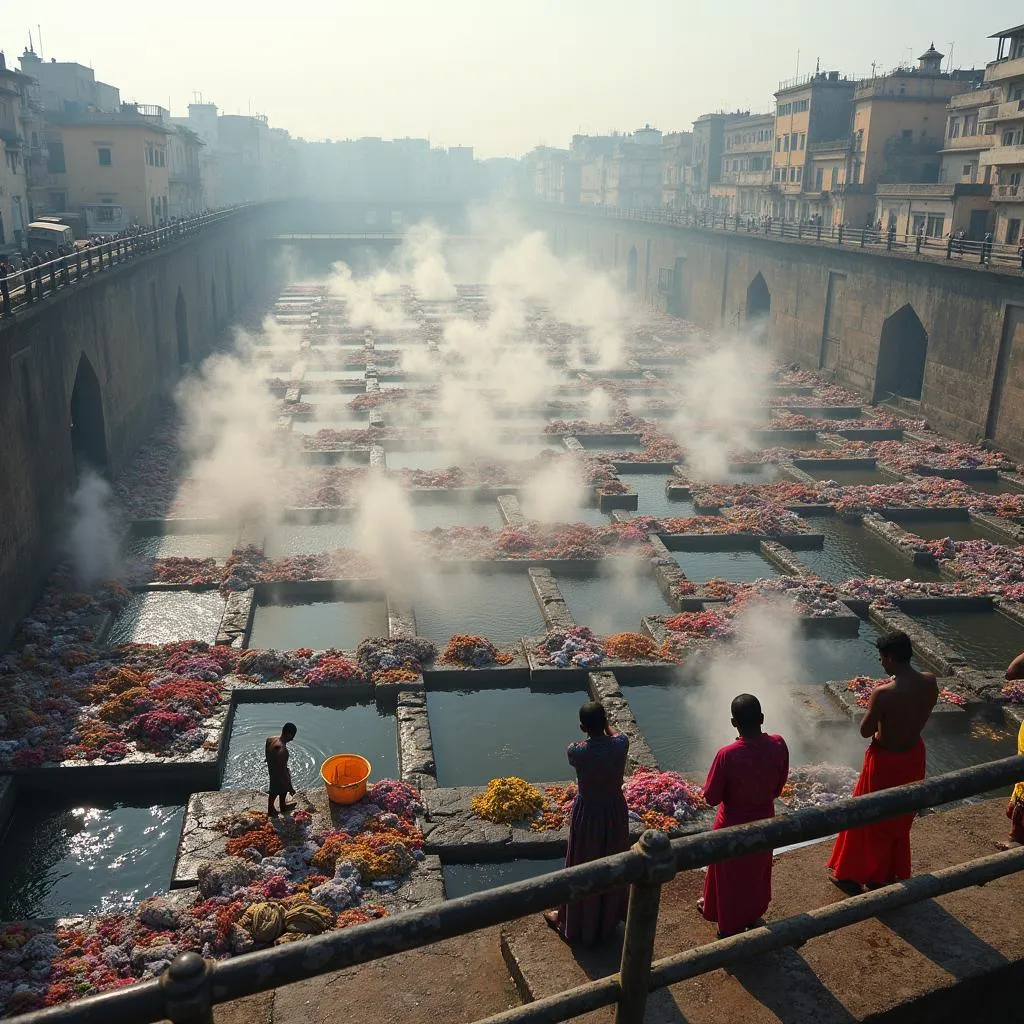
top-left (603, 632), bottom-right (663, 661)
top-left (622, 765), bottom-right (707, 830)
top-left (999, 681), bottom-right (1024, 704)
top-left (721, 577), bottom-right (848, 618)
top-left (662, 610), bottom-right (734, 643)
top-left (300, 427), bottom-right (382, 450)
top-left (439, 634), bottom-right (514, 667)
top-left (940, 540), bottom-right (1024, 599)
top-left (839, 576), bottom-right (992, 607)
top-left (691, 481), bottom-right (822, 510)
top-left (779, 764), bottom-right (859, 809)
top-left (875, 437), bottom-right (1014, 474)
top-left (471, 776), bottom-right (544, 823)
top-left (530, 784), bottom-right (578, 831)
top-left (844, 676), bottom-right (964, 709)
top-left (534, 627), bottom-right (607, 668)
top-left (356, 636), bottom-right (436, 680)
top-left (299, 653), bottom-right (367, 687)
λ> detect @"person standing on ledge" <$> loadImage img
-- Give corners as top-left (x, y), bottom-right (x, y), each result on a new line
top-left (699, 694), bottom-right (789, 938)
top-left (266, 722), bottom-right (297, 817)
top-left (828, 632), bottom-right (937, 890)
top-left (998, 651), bottom-right (1024, 850)
top-left (545, 701), bottom-right (630, 945)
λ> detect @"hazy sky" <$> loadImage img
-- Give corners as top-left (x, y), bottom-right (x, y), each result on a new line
top-left (5, 1), bottom-right (1022, 158)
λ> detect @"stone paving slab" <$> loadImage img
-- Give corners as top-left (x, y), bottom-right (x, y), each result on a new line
top-left (420, 779), bottom-right (714, 862)
top-left (500, 798), bottom-right (1024, 1024)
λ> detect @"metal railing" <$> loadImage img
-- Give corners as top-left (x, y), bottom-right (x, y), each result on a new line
top-left (0, 206), bottom-right (254, 319)
top-left (13, 754), bottom-right (1024, 1024)
top-left (539, 202), bottom-right (1024, 271)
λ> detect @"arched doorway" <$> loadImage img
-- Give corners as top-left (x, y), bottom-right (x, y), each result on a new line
top-left (873, 304), bottom-right (928, 403)
top-left (175, 287), bottom-right (189, 366)
top-left (70, 354), bottom-right (107, 475)
top-left (626, 246), bottom-right (638, 292)
top-left (746, 273), bottom-right (771, 344)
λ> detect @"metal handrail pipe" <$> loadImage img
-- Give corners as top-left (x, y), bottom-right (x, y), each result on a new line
top-left (11, 755), bottom-right (1024, 1024)
top-left (472, 844), bottom-right (1024, 1024)
top-left (669, 754), bottom-right (1024, 871)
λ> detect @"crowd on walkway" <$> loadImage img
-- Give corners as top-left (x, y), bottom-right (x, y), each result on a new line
top-left (547, 631), bottom-right (1024, 946)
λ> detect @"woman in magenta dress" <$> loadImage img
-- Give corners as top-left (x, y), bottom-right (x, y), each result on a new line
top-left (544, 701), bottom-right (630, 945)
top-left (699, 693), bottom-right (789, 937)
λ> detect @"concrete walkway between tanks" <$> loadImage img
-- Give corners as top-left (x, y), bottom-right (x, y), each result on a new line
top-left (213, 797), bottom-right (1023, 1024)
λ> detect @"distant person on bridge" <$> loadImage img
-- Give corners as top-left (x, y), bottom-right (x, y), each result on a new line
top-left (545, 701), bottom-right (630, 945)
top-left (698, 694), bottom-right (789, 938)
top-left (828, 632), bottom-right (937, 890)
top-left (266, 722), bottom-right (297, 816)
top-left (998, 651), bottom-right (1024, 850)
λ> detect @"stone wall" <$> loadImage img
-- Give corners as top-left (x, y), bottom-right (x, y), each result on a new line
top-left (0, 208), bottom-right (273, 645)
top-left (535, 209), bottom-right (1024, 459)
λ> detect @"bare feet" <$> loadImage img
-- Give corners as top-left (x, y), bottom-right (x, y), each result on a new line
top-left (695, 897), bottom-right (705, 914)
top-left (995, 840), bottom-right (1020, 851)
top-left (543, 910), bottom-right (559, 930)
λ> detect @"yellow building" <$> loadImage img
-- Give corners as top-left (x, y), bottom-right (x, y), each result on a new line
top-left (44, 108), bottom-right (171, 229)
top-left (771, 70), bottom-right (855, 221)
top-left (710, 112), bottom-right (774, 217)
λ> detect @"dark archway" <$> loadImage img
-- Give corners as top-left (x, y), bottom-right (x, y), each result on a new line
top-left (873, 304), bottom-right (928, 403)
top-left (70, 354), bottom-right (107, 475)
top-left (626, 246), bottom-right (638, 292)
top-left (746, 273), bottom-right (771, 345)
top-left (175, 287), bottom-right (189, 366)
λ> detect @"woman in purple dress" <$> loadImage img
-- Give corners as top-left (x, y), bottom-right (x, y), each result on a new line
top-left (544, 701), bottom-right (631, 945)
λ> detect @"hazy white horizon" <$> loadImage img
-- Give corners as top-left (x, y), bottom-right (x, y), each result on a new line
top-left (5, 0), bottom-right (1021, 158)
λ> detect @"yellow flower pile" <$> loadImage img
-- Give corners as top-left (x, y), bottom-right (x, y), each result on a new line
top-left (471, 777), bottom-right (544, 824)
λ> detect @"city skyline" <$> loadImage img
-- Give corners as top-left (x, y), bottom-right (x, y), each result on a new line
top-left (5, 0), bottom-right (1022, 158)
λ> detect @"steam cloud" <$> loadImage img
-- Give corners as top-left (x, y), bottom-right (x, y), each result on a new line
top-left (67, 470), bottom-right (121, 587)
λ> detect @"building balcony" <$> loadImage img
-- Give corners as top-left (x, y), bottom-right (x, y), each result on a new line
top-left (980, 143), bottom-right (1024, 168)
top-left (985, 56), bottom-right (1024, 84)
top-left (720, 170), bottom-right (773, 186)
top-left (940, 133), bottom-right (996, 152)
top-left (808, 137), bottom-right (852, 155)
top-left (979, 99), bottom-right (1024, 123)
top-left (949, 87), bottom-right (1001, 110)
top-left (883, 135), bottom-right (944, 156)
top-left (993, 183), bottom-right (1024, 202)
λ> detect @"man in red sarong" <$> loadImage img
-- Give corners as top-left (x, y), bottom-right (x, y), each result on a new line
top-left (828, 632), bottom-right (937, 889)
top-left (699, 693), bottom-right (789, 937)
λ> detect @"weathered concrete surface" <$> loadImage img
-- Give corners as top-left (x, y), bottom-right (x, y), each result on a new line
top-left (502, 797), bottom-right (1024, 1023)
top-left (533, 207), bottom-right (1024, 461)
top-left (396, 689), bottom-right (437, 789)
top-left (213, 926), bottom-right (520, 1024)
top-left (0, 206), bottom-right (275, 646)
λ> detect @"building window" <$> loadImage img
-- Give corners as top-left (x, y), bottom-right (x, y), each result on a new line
top-left (790, 133), bottom-right (798, 149)
top-left (776, 137), bottom-right (782, 151)
top-left (949, 118), bottom-right (960, 138)
top-left (98, 147), bottom-right (112, 166)
top-left (964, 114), bottom-right (977, 136)
top-left (799, 133), bottom-right (806, 150)
top-left (1003, 130), bottom-right (1016, 146)
top-left (796, 166), bottom-right (802, 182)
top-left (926, 214), bottom-right (944, 238)
top-left (1007, 218), bottom-right (1022, 244)
top-left (46, 141), bottom-right (66, 173)
top-left (48, 190), bottom-right (67, 210)
top-left (783, 135), bottom-right (789, 151)
top-left (815, 167), bottom-right (824, 191)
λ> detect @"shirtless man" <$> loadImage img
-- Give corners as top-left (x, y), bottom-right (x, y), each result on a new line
top-left (828, 632), bottom-right (937, 890)
top-left (266, 723), bottom-right (297, 817)
top-left (999, 652), bottom-right (1024, 850)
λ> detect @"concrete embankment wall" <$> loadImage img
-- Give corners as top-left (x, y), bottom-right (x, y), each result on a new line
top-left (0, 209), bottom-right (273, 645)
top-left (532, 208), bottom-right (1024, 459)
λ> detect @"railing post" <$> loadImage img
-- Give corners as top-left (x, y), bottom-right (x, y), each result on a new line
top-left (838, 224), bottom-right (844, 245)
top-left (860, 227), bottom-right (867, 247)
top-left (615, 830), bottom-right (676, 1024)
top-left (915, 233), bottom-right (923, 255)
top-left (160, 952), bottom-right (214, 1024)
top-left (946, 235), bottom-right (954, 260)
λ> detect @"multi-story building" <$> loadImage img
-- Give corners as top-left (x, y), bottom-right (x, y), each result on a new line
top-left (709, 112), bottom-right (773, 217)
top-left (43, 105), bottom-right (171, 229)
top-left (171, 103), bottom-right (220, 207)
top-left (166, 124), bottom-right (204, 216)
top-left (574, 128), bottom-right (662, 209)
top-left (661, 131), bottom-right (693, 210)
top-left (19, 48), bottom-right (120, 115)
top-left (522, 146), bottom-right (580, 204)
top-left (770, 70), bottom-right (855, 221)
top-left (979, 23), bottom-right (1024, 242)
top-left (939, 86), bottom-right (999, 187)
top-left (688, 113), bottom-right (727, 210)
top-left (0, 52), bottom-right (45, 250)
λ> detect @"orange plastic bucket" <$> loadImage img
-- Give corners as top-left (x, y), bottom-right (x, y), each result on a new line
top-left (321, 754), bottom-right (371, 805)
